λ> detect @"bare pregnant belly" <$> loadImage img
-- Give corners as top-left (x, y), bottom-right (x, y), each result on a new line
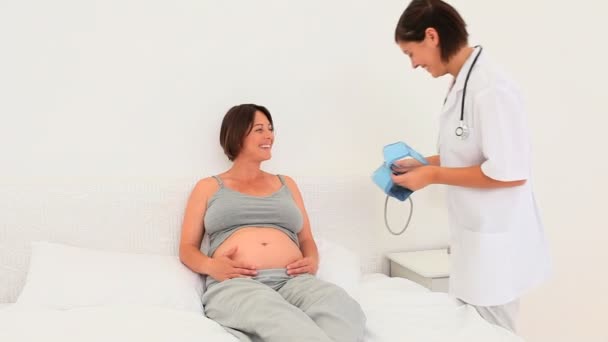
top-left (212, 227), bottom-right (302, 269)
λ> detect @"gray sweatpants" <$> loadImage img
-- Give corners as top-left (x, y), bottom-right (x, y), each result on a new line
top-left (202, 269), bottom-right (366, 342)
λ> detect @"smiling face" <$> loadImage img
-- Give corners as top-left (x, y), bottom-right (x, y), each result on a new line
top-left (397, 28), bottom-right (448, 78)
top-left (238, 111), bottom-right (274, 162)
top-left (219, 104), bottom-right (274, 162)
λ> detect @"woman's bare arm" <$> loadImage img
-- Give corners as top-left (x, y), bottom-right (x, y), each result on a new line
top-left (284, 175), bottom-right (319, 275)
top-left (179, 178), bottom-right (216, 274)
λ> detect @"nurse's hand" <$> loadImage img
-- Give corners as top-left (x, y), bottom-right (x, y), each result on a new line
top-left (391, 165), bottom-right (438, 191)
top-left (391, 157), bottom-right (424, 173)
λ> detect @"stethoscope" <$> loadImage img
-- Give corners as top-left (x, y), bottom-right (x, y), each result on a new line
top-left (448, 45), bottom-right (483, 140)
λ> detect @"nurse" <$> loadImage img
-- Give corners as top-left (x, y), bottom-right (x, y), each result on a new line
top-left (390, 0), bottom-right (551, 333)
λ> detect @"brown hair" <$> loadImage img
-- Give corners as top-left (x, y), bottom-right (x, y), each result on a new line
top-left (394, 0), bottom-right (468, 62)
top-left (219, 104), bottom-right (273, 161)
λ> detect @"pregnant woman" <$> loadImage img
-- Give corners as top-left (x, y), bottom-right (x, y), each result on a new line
top-left (179, 103), bottom-right (366, 342)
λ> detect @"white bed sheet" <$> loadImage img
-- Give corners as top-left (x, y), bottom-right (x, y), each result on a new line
top-left (0, 304), bottom-right (238, 342)
top-left (357, 274), bottom-right (523, 341)
top-left (0, 275), bottom-right (523, 342)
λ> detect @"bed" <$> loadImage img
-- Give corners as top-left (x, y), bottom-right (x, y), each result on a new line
top-left (0, 273), bottom-right (520, 341)
top-left (0, 177), bottom-right (523, 341)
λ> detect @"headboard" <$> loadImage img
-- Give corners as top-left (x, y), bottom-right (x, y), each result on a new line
top-left (0, 175), bottom-right (448, 303)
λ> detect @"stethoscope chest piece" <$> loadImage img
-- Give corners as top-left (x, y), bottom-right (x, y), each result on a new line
top-left (455, 121), bottom-right (469, 139)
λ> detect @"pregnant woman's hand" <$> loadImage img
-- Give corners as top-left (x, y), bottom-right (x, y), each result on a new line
top-left (287, 256), bottom-right (318, 276)
top-left (209, 246), bottom-right (257, 281)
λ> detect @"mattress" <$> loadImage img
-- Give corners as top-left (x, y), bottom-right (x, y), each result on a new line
top-left (0, 274), bottom-right (522, 342)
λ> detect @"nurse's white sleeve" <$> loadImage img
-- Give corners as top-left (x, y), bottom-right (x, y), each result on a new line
top-left (475, 84), bottom-right (531, 181)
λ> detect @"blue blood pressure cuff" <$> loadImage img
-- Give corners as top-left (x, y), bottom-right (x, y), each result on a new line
top-left (372, 142), bottom-right (428, 201)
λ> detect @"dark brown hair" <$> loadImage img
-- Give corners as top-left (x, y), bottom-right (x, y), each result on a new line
top-left (394, 0), bottom-right (468, 62)
top-left (219, 104), bottom-right (273, 161)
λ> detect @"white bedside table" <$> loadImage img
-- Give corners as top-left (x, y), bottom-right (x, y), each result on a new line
top-left (386, 249), bottom-right (450, 292)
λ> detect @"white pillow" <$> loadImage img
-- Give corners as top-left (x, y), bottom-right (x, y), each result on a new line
top-left (315, 238), bottom-right (362, 298)
top-left (16, 242), bottom-right (204, 313)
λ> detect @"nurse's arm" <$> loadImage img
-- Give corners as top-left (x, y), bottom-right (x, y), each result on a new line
top-left (426, 155), bottom-right (440, 166)
top-left (432, 165), bottom-right (526, 188)
top-left (393, 155), bottom-right (440, 171)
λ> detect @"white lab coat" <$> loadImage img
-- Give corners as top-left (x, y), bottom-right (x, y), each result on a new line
top-left (438, 47), bottom-right (551, 306)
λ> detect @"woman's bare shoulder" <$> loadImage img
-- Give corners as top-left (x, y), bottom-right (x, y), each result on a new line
top-left (277, 174), bottom-right (301, 191)
top-left (191, 176), bottom-right (221, 198)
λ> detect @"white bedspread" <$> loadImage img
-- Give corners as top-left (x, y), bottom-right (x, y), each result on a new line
top-left (357, 274), bottom-right (523, 341)
top-left (0, 304), bottom-right (238, 342)
top-left (0, 274), bottom-right (523, 342)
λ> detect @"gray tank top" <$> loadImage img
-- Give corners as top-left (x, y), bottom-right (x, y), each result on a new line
top-left (204, 174), bottom-right (304, 257)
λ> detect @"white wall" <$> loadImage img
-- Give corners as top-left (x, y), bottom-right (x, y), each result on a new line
top-left (1, 0), bottom-right (606, 341)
